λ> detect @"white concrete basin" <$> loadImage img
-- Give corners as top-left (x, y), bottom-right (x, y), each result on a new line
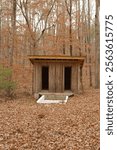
top-left (37, 95), bottom-right (69, 104)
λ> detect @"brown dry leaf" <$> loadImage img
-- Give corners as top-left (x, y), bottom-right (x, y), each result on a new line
top-left (0, 89), bottom-right (100, 150)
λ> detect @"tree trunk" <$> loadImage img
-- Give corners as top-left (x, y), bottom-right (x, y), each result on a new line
top-left (88, 0), bottom-right (92, 87)
top-left (10, 0), bottom-right (16, 66)
top-left (78, 0), bottom-right (81, 56)
top-left (62, 2), bottom-right (66, 54)
top-left (69, 0), bottom-right (72, 56)
top-left (0, 0), bottom-right (2, 60)
top-left (95, 0), bottom-right (100, 88)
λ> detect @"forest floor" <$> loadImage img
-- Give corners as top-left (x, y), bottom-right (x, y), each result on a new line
top-left (0, 89), bottom-right (100, 150)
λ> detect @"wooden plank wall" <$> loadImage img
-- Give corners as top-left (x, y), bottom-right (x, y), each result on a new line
top-left (71, 64), bottom-right (78, 93)
top-left (38, 64), bottom-right (42, 92)
top-left (34, 62), bottom-right (83, 94)
top-left (49, 63), bottom-right (56, 92)
top-left (55, 63), bottom-right (63, 92)
top-left (78, 65), bottom-right (82, 93)
top-left (33, 63), bottom-right (36, 94)
top-left (35, 63), bottom-right (41, 93)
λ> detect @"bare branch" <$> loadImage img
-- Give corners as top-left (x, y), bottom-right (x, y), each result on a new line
top-left (36, 0), bottom-right (56, 42)
top-left (65, 0), bottom-right (70, 16)
top-left (17, 0), bottom-right (56, 45)
top-left (34, 13), bottom-right (44, 32)
top-left (17, 0), bottom-right (35, 42)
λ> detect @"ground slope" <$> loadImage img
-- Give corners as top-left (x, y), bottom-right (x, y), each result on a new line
top-left (0, 89), bottom-right (100, 150)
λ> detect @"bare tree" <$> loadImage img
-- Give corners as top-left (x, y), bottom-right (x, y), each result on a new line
top-left (65, 0), bottom-right (73, 56)
top-left (17, 0), bottom-right (56, 53)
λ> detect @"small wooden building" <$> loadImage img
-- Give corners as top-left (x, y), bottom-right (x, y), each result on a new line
top-left (29, 55), bottom-right (85, 97)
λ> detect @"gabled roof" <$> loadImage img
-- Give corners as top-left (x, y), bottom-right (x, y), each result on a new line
top-left (28, 55), bottom-right (85, 65)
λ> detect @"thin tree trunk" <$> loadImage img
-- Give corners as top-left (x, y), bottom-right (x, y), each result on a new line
top-left (69, 0), bottom-right (72, 56)
top-left (95, 0), bottom-right (100, 88)
top-left (0, 0), bottom-right (2, 60)
top-left (65, 0), bottom-right (73, 56)
top-left (10, 0), bottom-right (16, 66)
top-left (62, 3), bottom-right (66, 54)
top-left (88, 0), bottom-right (92, 87)
top-left (78, 0), bottom-right (81, 56)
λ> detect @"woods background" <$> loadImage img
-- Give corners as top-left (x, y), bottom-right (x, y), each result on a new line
top-left (0, 0), bottom-right (100, 95)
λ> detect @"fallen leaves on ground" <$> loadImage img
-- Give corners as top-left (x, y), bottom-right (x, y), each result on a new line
top-left (0, 89), bottom-right (100, 150)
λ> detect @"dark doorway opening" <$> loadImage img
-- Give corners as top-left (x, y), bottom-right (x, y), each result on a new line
top-left (42, 66), bottom-right (49, 90)
top-left (64, 67), bottom-right (71, 90)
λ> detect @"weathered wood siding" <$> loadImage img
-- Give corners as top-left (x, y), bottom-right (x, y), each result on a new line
top-left (34, 61), bottom-right (83, 94)
top-left (49, 63), bottom-right (56, 92)
top-left (38, 64), bottom-right (42, 92)
top-left (55, 63), bottom-right (63, 92)
top-left (71, 64), bottom-right (78, 93)
top-left (34, 63), bottom-right (41, 93)
top-left (33, 63), bottom-right (36, 94)
top-left (78, 65), bottom-right (81, 92)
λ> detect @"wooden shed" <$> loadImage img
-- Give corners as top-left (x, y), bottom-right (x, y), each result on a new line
top-left (29, 55), bottom-right (85, 98)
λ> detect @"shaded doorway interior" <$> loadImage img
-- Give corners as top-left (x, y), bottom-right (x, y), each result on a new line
top-left (64, 67), bottom-right (71, 90)
top-left (42, 66), bottom-right (49, 90)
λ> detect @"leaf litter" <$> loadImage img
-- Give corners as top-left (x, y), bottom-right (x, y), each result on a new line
top-left (0, 89), bottom-right (100, 150)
